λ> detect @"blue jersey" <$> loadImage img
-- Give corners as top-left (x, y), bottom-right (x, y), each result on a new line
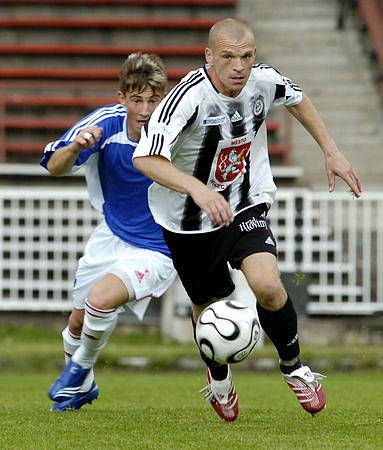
top-left (40, 104), bottom-right (171, 257)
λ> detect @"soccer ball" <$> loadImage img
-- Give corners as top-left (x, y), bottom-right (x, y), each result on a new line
top-left (195, 300), bottom-right (260, 365)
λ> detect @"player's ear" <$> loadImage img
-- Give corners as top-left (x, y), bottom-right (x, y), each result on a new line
top-left (117, 91), bottom-right (126, 105)
top-left (205, 47), bottom-right (213, 64)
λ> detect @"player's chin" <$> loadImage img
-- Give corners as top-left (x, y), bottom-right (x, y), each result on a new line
top-left (228, 79), bottom-right (246, 94)
top-left (133, 122), bottom-right (146, 136)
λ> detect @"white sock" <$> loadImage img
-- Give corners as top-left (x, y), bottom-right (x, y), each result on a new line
top-left (72, 300), bottom-right (118, 370)
top-left (62, 325), bottom-right (95, 392)
top-left (62, 326), bottom-right (81, 363)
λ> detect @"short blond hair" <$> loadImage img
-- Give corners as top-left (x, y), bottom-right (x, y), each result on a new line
top-left (119, 53), bottom-right (167, 94)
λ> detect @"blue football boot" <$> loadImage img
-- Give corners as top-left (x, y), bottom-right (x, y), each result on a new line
top-left (51, 381), bottom-right (99, 412)
top-left (49, 359), bottom-right (91, 402)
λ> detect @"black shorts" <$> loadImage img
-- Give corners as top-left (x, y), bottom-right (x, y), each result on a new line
top-left (162, 203), bottom-right (277, 305)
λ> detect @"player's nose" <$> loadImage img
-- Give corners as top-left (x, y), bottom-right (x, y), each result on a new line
top-left (233, 57), bottom-right (244, 71)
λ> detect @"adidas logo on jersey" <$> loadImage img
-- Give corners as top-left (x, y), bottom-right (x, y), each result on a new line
top-left (265, 237), bottom-right (275, 246)
top-left (230, 111), bottom-right (242, 122)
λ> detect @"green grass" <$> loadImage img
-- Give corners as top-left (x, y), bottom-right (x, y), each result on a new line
top-left (0, 370), bottom-right (382, 449)
top-left (1, 325), bottom-right (383, 448)
top-left (1, 324), bottom-right (383, 372)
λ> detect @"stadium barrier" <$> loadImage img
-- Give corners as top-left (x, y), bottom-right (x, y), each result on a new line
top-left (0, 187), bottom-right (382, 316)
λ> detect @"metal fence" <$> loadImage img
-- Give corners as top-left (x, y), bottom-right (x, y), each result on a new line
top-left (0, 187), bottom-right (382, 315)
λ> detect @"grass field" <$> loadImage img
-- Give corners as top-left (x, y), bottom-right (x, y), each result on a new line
top-left (1, 325), bottom-right (383, 449)
top-left (1, 369), bottom-right (383, 449)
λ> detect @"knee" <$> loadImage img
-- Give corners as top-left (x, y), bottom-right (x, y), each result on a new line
top-left (87, 286), bottom-right (111, 310)
top-left (255, 282), bottom-right (287, 311)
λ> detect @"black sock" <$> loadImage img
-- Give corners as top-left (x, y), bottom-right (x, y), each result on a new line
top-left (256, 295), bottom-right (300, 361)
top-left (279, 359), bottom-right (302, 375)
top-left (191, 315), bottom-right (228, 381)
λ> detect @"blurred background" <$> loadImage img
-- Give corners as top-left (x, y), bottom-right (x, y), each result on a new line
top-left (0, 0), bottom-right (382, 359)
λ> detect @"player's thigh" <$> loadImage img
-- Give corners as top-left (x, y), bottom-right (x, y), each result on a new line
top-left (241, 252), bottom-right (286, 308)
top-left (73, 221), bottom-right (123, 309)
top-left (163, 229), bottom-right (234, 305)
top-left (111, 247), bottom-right (175, 302)
top-left (175, 255), bottom-right (234, 306)
top-left (88, 273), bottom-right (130, 310)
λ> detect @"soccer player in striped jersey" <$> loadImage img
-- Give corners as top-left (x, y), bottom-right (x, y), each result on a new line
top-left (133, 19), bottom-right (362, 421)
top-left (41, 53), bottom-right (176, 412)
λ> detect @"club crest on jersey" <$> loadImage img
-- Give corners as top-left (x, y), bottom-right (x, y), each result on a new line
top-left (253, 97), bottom-right (264, 117)
top-left (207, 133), bottom-right (253, 191)
top-left (202, 115), bottom-right (227, 126)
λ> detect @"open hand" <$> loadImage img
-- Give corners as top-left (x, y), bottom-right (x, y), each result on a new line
top-left (325, 150), bottom-right (362, 198)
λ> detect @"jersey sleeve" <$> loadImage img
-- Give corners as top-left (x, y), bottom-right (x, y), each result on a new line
top-left (39, 104), bottom-right (119, 172)
top-left (256, 64), bottom-right (303, 107)
top-left (268, 66), bottom-right (303, 107)
top-left (133, 76), bottom-right (199, 161)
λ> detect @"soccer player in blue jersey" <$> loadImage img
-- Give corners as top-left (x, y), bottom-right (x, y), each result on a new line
top-left (41, 53), bottom-right (176, 411)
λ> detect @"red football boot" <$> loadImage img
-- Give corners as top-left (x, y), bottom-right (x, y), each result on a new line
top-left (282, 365), bottom-right (326, 415)
top-left (200, 366), bottom-right (239, 422)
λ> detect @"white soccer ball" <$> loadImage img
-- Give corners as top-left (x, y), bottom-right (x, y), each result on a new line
top-left (196, 300), bottom-right (260, 365)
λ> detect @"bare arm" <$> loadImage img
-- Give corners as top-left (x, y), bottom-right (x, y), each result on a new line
top-left (47, 126), bottom-right (102, 176)
top-left (133, 155), bottom-right (234, 226)
top-left (287, 94), bottom-right (362, 197)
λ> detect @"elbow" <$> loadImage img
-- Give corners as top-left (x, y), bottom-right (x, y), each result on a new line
top-left (46, 162), bottom-right (67, 176)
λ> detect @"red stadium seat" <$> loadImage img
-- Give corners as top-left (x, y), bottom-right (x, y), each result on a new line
top-left (0, 17), bottom-right (216, 29)
top-left (0, 44), bottom-right (205, 57)
top-left (0, 68), bottom-right (188, 81)
top-left (0, 0), bottom-right (293, 166)
top-left (0, 0), bottom-right (237, 5)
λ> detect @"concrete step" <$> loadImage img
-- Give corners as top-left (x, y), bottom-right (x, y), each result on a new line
top-left (269, 54), bottom-right (356, 68)
top-left (279, 69), bottom-right (373, 85)
top-left (303, 84), bottom-right (376, 97)
top-left (257, 29), bottom-right (360, 45)
top-left (307, 99), bottom-right (381, 113)
top-left (255, 4), bottom-right (336, 19)
top-left (255, 18), bottom-right (340, 33)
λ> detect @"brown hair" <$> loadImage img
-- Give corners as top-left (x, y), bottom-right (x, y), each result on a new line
top-left (119, 53), bottom-right (167, 94)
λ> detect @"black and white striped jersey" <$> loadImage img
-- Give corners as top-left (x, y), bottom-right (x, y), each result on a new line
top-left (133, 63), bottom-right (302, 234)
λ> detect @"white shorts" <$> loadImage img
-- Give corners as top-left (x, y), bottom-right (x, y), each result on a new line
top-left (72, 220), bottom-right (176, 320)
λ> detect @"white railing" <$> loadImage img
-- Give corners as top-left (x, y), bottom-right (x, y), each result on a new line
top-left (0, 187), bottom-right (382, 315)
top-left (0, 187), bottom-right (101, 311)
top-left (299, 191), bottom-right (383, 314)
